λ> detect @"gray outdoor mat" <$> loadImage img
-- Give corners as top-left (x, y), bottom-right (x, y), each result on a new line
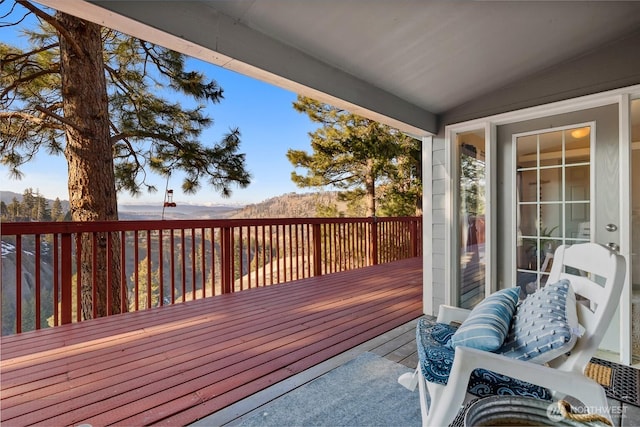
top-left (236, 352), bottom-right (421, 426)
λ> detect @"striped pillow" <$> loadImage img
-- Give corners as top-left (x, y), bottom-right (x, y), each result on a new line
top-left (447, 287), bottom-right (520, 351)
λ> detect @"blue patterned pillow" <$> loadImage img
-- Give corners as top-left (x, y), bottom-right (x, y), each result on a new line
top-left (447, 287), bottom-right (520, 351)
top-left (498, 279), bottom-right (581, 363)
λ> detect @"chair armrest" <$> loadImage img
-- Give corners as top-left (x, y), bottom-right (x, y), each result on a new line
top-left (443, 347), bottom-right (611, 423)
top-left (436, 305), bottom-right (472, 324)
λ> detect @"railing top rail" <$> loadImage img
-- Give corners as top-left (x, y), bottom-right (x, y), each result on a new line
top-left (1, 216), bottom-right (421, 236)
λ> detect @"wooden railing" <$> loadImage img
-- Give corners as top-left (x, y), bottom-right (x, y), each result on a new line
top-left (1, 217), bottom-right (421, 335)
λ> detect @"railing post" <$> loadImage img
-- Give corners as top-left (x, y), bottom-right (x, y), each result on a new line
top-left (410, 219), bottom-right (419, 257)
top-left (221, 226), bottom-right (233, 294)
top-left (60, 232), bottom-right (72, 325)
top-left (312, 223), bottom-right (322, 277)
top-left (370, 217), bottom-right (379, 266)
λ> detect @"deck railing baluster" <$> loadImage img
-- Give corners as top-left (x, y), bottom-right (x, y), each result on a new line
top-left (74, 233), bottom-right (81, 322)
top-left (15, 236), bottom-right (22, 333)
top-left (61, 232), bottom-right (72, 325)
top-left (53, 234), bottom-right (59, 327)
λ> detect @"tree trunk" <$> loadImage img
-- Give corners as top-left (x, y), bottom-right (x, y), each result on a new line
top-left (58, 12), bottom-right (126, 318)
top-left (365, 159), bottom-right (376, 217)
top-left (414, 149), bottom-right (423, 216)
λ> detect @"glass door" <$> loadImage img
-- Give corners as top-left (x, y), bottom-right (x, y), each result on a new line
top-left (505, 104), bottom-right (621, 356)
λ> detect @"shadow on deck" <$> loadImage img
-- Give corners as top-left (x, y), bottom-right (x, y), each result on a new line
top-left (1, 257), bottom-right (423, 426)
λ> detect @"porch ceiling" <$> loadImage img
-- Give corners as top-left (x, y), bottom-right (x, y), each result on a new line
top-left (33, 1), bottom-right (640, 135)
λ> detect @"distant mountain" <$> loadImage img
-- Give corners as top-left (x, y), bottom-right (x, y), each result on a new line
top-left (118, 203), bottom-right (240, 220)
top-left (1, 189), bottom-right (348, 220)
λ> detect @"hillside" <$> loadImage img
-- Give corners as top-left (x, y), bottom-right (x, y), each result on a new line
top-left (230, 192), bottom-right (346, 219)
top-left (1, 190), bottom-right (71, 212)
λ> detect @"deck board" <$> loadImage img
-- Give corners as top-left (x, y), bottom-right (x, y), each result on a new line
top-left (1, 257), bottom-right (422, 426)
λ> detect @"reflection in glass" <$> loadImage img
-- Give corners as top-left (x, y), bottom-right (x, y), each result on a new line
top-left (518, 204), bottom-right (537, 237)
top-left (516, 135), bottom-right (538, 168)
top-left (519, 170), bottom-right (537, 202)
top-left (565, 128), bottom-right (590, 165)
top-left (540, 168), bottom-right (562, 202)
top-left (540, 203), bottom-right (562, 237)
top-left (565, 165), bottom-right (590, 201)
top-left (565, 204), bottom-right (590, 239)
top-left (458, 130), bottom-right (486, 309)
top-left (539, 131), bottom-right (563, 167)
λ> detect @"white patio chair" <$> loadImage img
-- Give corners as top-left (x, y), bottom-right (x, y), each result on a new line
top-left (399, 243), bottom-right (626, 426)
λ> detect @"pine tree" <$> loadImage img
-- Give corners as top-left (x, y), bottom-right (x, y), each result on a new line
top-left (50, 197), bottom-right (66, 221)
top-left (287, 96), bottom-right (420, 217)
top-left (129, 259), bottom-right (160, 311)
top-left (7, 197), bottom-right (21, 220)
top-left (21, 189), bottom-right (35, 219)
top-left (1, 1), bottom-right (250, 318)
top-left (378, 137), bottom-right (422, 216)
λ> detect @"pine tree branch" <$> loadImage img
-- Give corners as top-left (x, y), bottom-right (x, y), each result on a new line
top-left (0, 67), bottom-right (58, 99)
top-left (33, 105), bottom-right (82, 131)
top-left (1, 42), bottom-right (59, 64)
top-left (0, 111), bottom-right (40, 121)
top-left (16, 0), bottom-right (84, 58)
top-left (0, 110), bottom-right (64, 130)
top-left (139, 41), bottom-right (175, 80)
top-left (110, 130), bottom-right (185, 150)
top-left (109, 121), bottom-right (145, 170)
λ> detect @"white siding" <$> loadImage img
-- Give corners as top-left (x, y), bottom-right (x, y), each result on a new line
top-left (430, 136), bottom-right (448, 315)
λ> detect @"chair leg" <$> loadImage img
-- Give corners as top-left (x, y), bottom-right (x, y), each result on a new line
top-left (398, 367), bottom-right (419, 391)
top-left (424, 374), bottom-right (468, 427)
top-left (417, 370), bottom-right (430, 427)
top-left (399, 368), bottom-right (430, 426)
top-left (405, 366), bottom-right (473, 426)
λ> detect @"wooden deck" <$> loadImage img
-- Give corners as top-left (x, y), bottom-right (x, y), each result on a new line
top-left (1, 257), bottom-right (423, 426)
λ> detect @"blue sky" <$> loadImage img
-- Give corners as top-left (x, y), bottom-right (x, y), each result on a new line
top-left (0, 3), bottom-right (318, 206)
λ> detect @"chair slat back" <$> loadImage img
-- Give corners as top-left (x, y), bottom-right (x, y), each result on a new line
top-left (546, 243), bottom-right (625, 372)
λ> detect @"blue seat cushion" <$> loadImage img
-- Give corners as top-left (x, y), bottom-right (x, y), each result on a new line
top-left (416, 317), bottom-right (552, 400)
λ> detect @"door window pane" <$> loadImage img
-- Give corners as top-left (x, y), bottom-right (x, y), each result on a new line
top-left (518, 204), bottom-right (537, 236)
top-left (565, 165), bottom-right (590, 201)
top-left (539, 131), bottom-right (563, 167)
top-left (516, 135), bottom-right (538, 168)
top-left (565, 203), bottom-right (590, 239)
top-left (457, 130), bottom-right (486, 308)
top-left (540, 168), bottom-right (562, 202)
top-left (519, 170), bottom-right (538, 202)
top-left (540, 203), bottom-right (562, 237)
top-left (565, 127), bottom-right (591, 164)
